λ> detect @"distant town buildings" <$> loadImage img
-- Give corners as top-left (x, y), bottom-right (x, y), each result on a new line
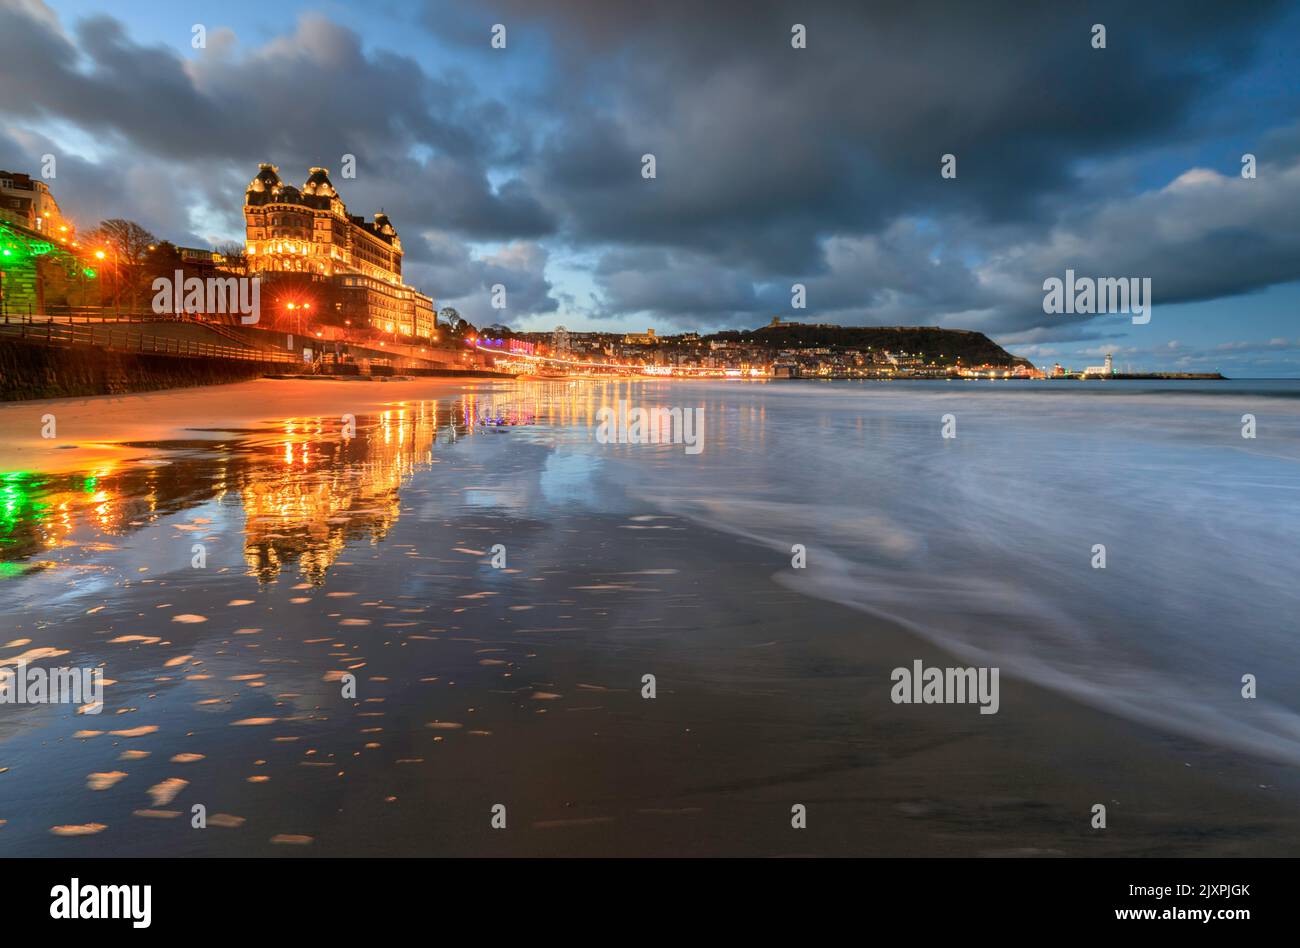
top-left (176, 247), bottom-right (227, 271)
top-left (490, 323), bottom-right (1039, 379)
top-left (244, 164), bottom-right (435, 339)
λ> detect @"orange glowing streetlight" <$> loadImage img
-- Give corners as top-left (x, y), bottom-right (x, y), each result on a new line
top-left (93, 247), bottom-right (121, 311)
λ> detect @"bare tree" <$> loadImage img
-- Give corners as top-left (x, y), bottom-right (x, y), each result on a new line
top-left (86, 219), bottom-right (155, 267)
top-left (85, 219), bottom-right (156, 309)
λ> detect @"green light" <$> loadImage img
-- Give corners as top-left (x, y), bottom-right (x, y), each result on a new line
top-left (0, 223), bottom-right (63, 267)
top-left (1, 471), bottom-right (53, 569)
top-left (1, 472), bottom-right (38, 542)
top-left (84, 268), bottom-right (97, 278)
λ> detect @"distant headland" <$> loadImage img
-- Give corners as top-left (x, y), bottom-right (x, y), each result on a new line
top-left (489, 318), bottom-right (1226, 380)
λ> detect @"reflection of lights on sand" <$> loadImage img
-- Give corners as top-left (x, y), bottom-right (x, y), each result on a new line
top-left (239, 407), bottom-right (444, 582)
top-left (3, 403), bottom-right (468, 583)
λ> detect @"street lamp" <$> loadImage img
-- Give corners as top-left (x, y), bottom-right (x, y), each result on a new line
top-left (95, 248), bottom-right (119, 313)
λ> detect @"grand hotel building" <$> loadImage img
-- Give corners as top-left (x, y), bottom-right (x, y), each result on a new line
top-left (244, 164), bottom-right (435, 338)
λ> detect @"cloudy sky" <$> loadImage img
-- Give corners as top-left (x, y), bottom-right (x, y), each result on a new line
top-left (2, 0), bottom-right (1298, 374)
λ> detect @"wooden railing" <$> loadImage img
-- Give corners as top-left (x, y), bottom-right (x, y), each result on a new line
top-left (0, 309), bottom-right (230, 324)
top-left (0, 319), bottom-right (298, 364)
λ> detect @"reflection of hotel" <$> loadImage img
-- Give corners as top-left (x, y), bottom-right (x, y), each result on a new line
top-left (244, 164), bottom-right (435, 338)
top-left (0, 403), bottom-right (455, 583)
top-left (240, 407), bottom-right (440, 583)
top-left (0, 388), bottom-right (617, 581)
top-left (241, 465), bottom-right (402, 584)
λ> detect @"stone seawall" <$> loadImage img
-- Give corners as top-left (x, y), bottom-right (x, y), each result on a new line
top-left (0, 339), bottom-right (301, 401)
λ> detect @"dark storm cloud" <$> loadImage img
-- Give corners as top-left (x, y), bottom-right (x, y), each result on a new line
top-left (590, 152), bottom-right (1300, 337)
top-left (446, 0), bottom-right (1284, 263)
top-left (590, 247), bottom-right (762, 323)
top-left (0, 2), bottom-right (554, 243)
top-left (429, 0), bottom-right (1299, 335)
top-left (3, 0), bottom-right (1298, 342)
top-left (404, 233), bottom-right (559, 325)
top-left (3, 6), bottom-right (447, 162)
top-left (382, 158), bottom-right (553, 252)
top-left (971, 155), bottom-right (1300, 339)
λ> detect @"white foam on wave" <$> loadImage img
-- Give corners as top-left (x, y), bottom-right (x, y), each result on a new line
top-left (642, 474), bottom-right (1300, 766)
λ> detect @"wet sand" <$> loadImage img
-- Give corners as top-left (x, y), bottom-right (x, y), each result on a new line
top-left (1, 379), bottom-right (1298, 856)
top-left (0, 377), bottom-right (490, 474)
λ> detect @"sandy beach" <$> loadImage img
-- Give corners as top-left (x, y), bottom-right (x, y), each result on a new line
top-left (1, 377), bottom-right (1299, 856)
top-left (0, 377), bottom-right (495, 474)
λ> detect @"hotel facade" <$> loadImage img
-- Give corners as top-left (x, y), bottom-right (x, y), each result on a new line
top-left (0, 170), bottom-right (72, 237)
top-left (244, 164), bottom-right (435, 338)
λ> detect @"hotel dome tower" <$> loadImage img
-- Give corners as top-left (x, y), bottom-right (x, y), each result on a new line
top-left (244, 164), bottom-right (433, 338)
